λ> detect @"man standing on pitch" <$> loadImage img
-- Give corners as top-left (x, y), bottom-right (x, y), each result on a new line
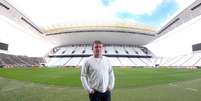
top-left (81, 40), bottom-right (115, 101)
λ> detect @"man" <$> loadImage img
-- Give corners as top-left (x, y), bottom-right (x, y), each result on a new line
top-left (81, 40), bottom-right (115, 101)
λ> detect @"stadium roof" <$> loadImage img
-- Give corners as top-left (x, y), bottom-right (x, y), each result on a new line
top-left (1, 0), bottom-right (200, 46)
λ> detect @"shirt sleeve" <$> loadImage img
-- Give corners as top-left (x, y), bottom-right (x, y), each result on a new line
top-left (80, 61), bottom-right (93, 93)
top-left (108, 60), bottom-right (115, 90)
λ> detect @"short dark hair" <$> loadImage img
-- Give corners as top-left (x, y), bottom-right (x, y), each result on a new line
top-left (92, 40), bottom-right (103, 49)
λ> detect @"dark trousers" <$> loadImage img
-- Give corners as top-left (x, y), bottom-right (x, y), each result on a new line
top-left (89, 90), bottom-right (111, 101)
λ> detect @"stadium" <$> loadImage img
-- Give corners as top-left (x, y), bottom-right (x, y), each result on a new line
top-left (1, 0), bottom-right (201, 101)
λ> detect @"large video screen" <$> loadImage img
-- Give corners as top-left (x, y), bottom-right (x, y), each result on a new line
top-left (0, 42), bottom-right (8, 51)
top-left (192, 43), bottom-right (201, 51)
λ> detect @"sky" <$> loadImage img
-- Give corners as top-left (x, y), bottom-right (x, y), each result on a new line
top-left (107, 0), bottom-right (178, 28)
top-left (8, 0), bottom-right (195, 29)
top-left (0, 0), bottom-right (199, 57)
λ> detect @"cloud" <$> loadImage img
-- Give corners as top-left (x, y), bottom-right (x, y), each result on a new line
top-left (114, 0), bottom-right (179, 28)
top-left (100, 0), bottom-right (115, 6)
top-left (176, 0), bottom-right (196, 10)
top-left (161, 0), bottom-right (196, 27)
top-left (108, 0), bottom-right (163, 15)
top-left (10, 0), bottom-right (164, 27)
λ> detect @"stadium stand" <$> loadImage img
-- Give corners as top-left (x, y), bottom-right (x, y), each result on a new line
top-left (46, 44), bottom-right (153, 67)
top-left (0, 53), bottom-right (45, 67)
top-left (153, 51), bottom-right (201, 68)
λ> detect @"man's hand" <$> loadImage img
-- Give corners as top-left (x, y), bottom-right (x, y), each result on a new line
top-left (89, 89), bottom-right (95, 94)
top-left (107, 87), bottom-right (112, 91)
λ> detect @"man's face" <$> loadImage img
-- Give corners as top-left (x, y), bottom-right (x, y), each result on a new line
top-left (92, 43), bottom-right (103, 57)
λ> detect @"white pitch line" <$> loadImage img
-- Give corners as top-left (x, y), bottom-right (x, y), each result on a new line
top-left (1, 86), bottom-right (20, 92)
top-left (43, 86), bottom-right (51, 89)
top-left (168, 83), bottom-right (177, 87)
top-left (185, 88), bottom-right (198, 92)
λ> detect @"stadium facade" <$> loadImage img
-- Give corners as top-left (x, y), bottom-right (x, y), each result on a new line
top-left (1, 0), bottom-right (201, 67)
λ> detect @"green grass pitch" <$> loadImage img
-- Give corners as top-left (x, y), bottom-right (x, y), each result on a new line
top-left (0, 67), bottom-right (201, 101)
